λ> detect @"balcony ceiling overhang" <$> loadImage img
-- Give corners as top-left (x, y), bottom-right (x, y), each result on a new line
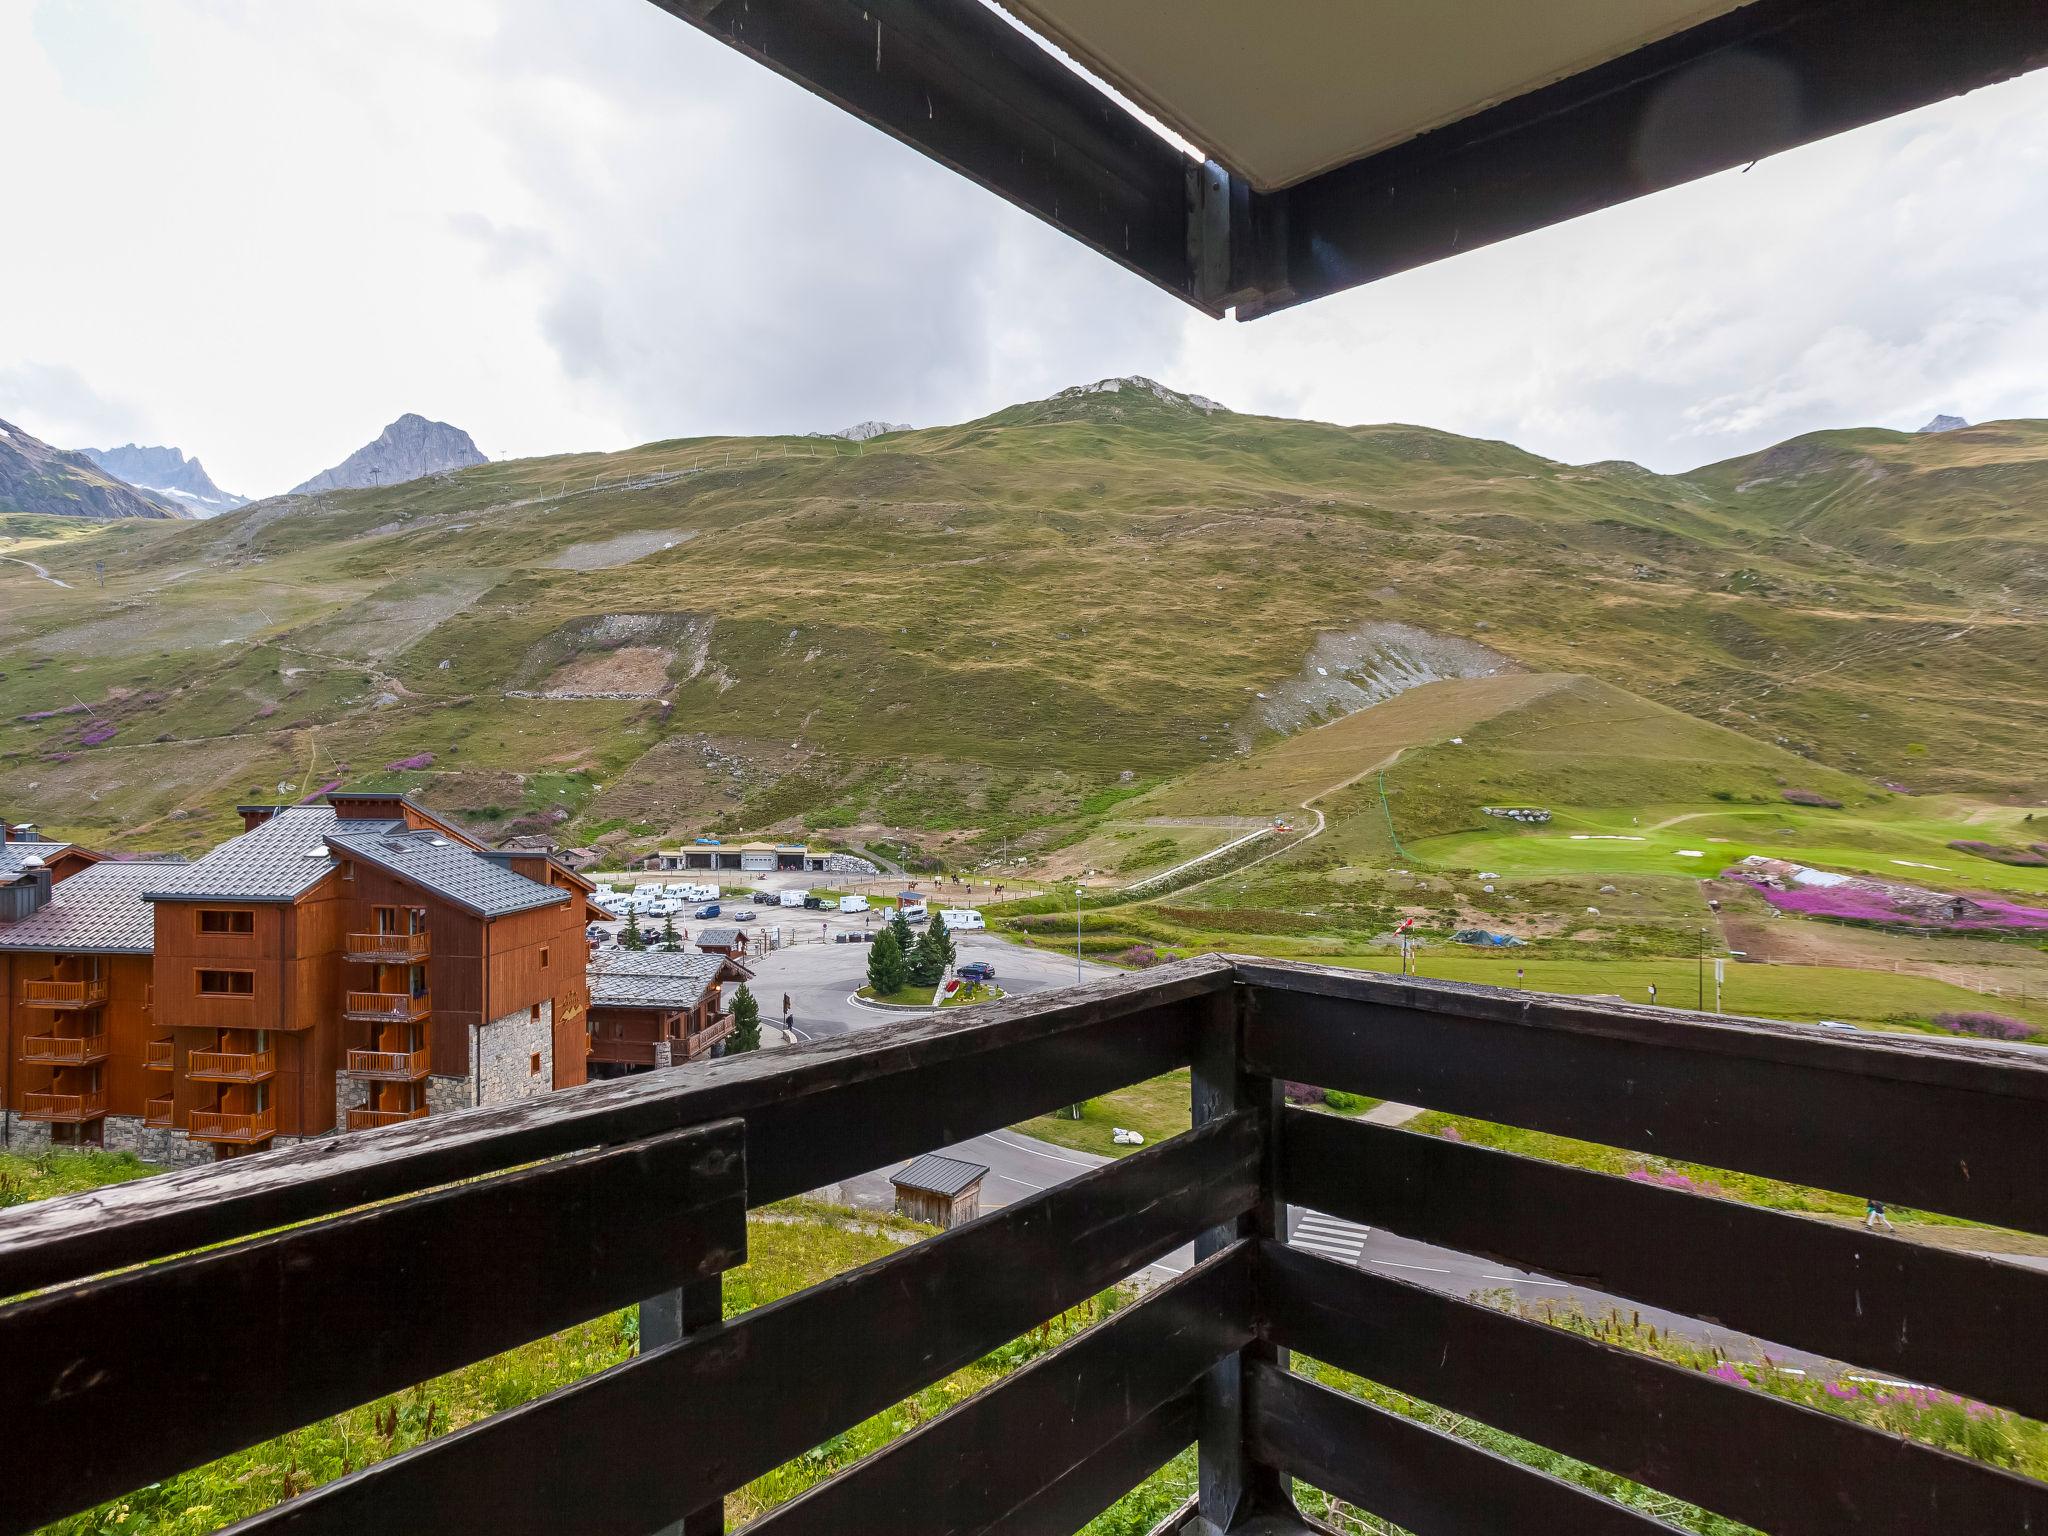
top-left (650, 0), bottom-right (2048, 317)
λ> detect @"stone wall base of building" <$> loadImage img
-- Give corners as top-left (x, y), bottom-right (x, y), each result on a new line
top-left (474, 1003), bottom-right (554, 1108)
top-left (1, 1113), bottom-right (52, 1155)
top-left (426, 1073), bottom-right (471, 1116)
top-left (102, 1114), bottom-right (213, 1169)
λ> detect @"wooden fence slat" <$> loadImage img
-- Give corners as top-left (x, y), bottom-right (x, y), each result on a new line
top-left (0, 1120), bottom-right (746, 1536)
top-left (1263, 1242), bottom-right (2048, 1536)
top-left (1239, 960), bottom-right (2048, 1233)
top-left (1246, 1360), bottom-right (1680, 1535)
top-left (220, 1118), bottom-right (1261, 1535)
top-left (0, 957), bottom-right (1233, 1297)
top-left (750, 1245), bottom-right (1252, 1536)
top-left (1282, 1107), bottom-right (2048, 1420)
top-left (978, 1393), bottom-right (1198, 1536)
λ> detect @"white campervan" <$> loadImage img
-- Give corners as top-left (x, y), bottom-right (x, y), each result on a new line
top-left (940, 908), bottom-right (985, 932)
top-left (779, 889), bottom-right (806, 908)
top-left (838, 894), bottom-right (870, 914)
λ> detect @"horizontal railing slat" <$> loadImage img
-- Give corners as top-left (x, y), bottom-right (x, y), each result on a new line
top-left (221, 1116), bottom-right (1260, 1535)
top-left (979, 1393), bottom-right (1198, 1536)
top-left (1282, 1107), bottom-right (2048, 1421)
top-left (1240, 959), bottom-right (2048, 1233)
top-left (751, 1245), bottom-right (1251, 1536)
top-left (0, 1121), bottom-right (746, 1536)
top-left (1246, 1360), bottom-right (1680, 1535)
top-left (0, 957), bottom-right (1231, 1296)
top-left (1263, 1242), bottom-right (2048, 1536)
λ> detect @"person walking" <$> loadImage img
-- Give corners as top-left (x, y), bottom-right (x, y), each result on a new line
top-left (1864, 1198), bottom-right (1895, 1232)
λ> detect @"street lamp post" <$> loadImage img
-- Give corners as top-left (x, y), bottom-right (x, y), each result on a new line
top-left (1075, 878), bottom-right (1084, 987)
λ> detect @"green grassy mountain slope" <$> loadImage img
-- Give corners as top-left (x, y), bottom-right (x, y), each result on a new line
top-left (0, 380), bottom-right (2040, 859)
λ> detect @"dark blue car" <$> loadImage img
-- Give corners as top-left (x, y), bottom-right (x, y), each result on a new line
top-left (695, 903), bottom-right (721, 919)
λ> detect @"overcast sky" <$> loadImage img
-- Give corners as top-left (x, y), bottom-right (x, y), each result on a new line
top-left (4, 0), bottom-right (2046, 498)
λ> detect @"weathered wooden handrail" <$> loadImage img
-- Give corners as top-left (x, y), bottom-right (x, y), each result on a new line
top-left (19, 1030), bottom-right (109, 1064)
top-left (0, 955), bottom-right (2042, 1536)
top-left (344, 930), bottom-right (431, 961)
top-left (343, 990), bottom-right (431, 1023)
top-left (186, 1048), bottom-right (276, 1082)
top-left (21, 976), bottom-right (107, 1008)
top-left (344, 1046), bottom-right (431, 1080)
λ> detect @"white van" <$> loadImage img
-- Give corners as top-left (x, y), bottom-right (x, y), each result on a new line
top-left (940, 908), bottom-right (985, 932)
top-left (683, 883), bottom-right (719, 902)
top-left (779, 889), bottom-right (805, 908)
top-left (838, 894), bottom-right (870, 914)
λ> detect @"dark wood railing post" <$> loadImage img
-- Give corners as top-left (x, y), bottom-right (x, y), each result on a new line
top-left (641, 1273), bottom-right (726, 1535)
top-left (1188, 979), bottom-right (1296, 1534)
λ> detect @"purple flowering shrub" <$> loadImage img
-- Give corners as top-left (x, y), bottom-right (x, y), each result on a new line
top-left (1728, 871), bottom-right (2048, 930)
top-left (1781, 789), bottom-right (1843, 808)
top-left (1932, 1010), bottom-right (2036, 1041)
top-left (78, 723), bottom-right (116, 746)
top-left (1281, 1082), bottom-right (1326, 1106)
top-left (385, 752), bottom-right (435, 771)
top-left (1949, 839), bottom-right (2048, 867)
top-left (19, 703), bottom-right (89, 722)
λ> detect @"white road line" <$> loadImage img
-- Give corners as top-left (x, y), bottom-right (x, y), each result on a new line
top-left (985, 1130), bottom-right (1102, 1169)
top-left (1364, 1259), bottom-right (1453, 1275)
top-left (1482, 1274), bottom-right (1568, 1287)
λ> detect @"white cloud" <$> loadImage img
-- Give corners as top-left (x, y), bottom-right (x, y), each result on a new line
top-left (1, 0), bottom-right (2044, 493)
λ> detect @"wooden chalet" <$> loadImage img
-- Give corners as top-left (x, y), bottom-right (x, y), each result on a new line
top-left (693, 925), bottom-right (750, 960)
top-left (586, 949), bottom-right (749, 1078)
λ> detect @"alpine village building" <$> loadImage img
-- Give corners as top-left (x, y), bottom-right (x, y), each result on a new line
top-left (0, 791), bottom-right (697, 1165)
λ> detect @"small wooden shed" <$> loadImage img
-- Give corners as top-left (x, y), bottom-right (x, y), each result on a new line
top-left (890, 1153), bottom-right (988, 1230)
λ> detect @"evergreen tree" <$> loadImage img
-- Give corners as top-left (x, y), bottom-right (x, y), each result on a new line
top-left (660, 912), bottom-right (681, 951)
top-left (929, 911), bottom-right (957, 968)
top-left (888, 906), bottom-right (916, 955)
top-left (907, 923), bottom-right (945, 988)
top-left (621, 921), bottom-right (645, 952)
top-left (729, 983), bottom-right (761, 1053)
top-left (866, 927), bottom-right (908, 996)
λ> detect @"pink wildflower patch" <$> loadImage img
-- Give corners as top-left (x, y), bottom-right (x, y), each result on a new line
top-left (385, 752), bottom-right (435, 771)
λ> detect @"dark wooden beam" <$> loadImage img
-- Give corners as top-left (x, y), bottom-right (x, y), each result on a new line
top-left (0, 1122), bottom-right (746, 1536)
top-left (0, 956), bottom-right (1232, 1297)
top-left (1247, 0), bottom-right (2048, 315)
top-left (1263, 1243), bottom-right (2048, 1536)
top-left (1239, 959), bottom-right (2048, 1232)
top-left (1282, 1107), bottom-right (2048, 1421)
top-left (645, 0), bottom-right (1214, 313)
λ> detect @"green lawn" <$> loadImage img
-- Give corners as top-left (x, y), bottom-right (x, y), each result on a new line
top-left (856, 983), bottom-right (937, 1007)
top-left (1016, 1069), bottom-right (1193, 1158)
top-left (0, 1148), bottom-right (158, 1208)
top-left (939, 981), bottom-right (1005, 1007)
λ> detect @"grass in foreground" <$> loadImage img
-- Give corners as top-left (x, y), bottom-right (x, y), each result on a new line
top-left (0, 1148), bottom-right (158, 1208)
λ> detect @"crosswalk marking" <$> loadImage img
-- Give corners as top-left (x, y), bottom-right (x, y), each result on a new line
top-left (1291, 1209), bottom-right (1370, 1265)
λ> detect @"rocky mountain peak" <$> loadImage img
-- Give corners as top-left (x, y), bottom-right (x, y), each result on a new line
top-left (289, 414), bottom-right (486, 496)
top-left (0, 418), bottom-right (186, 520)
top-left (82, 443), bottom-right (247, 517)
top-left (1917, 414), bottom-right (1969, 434)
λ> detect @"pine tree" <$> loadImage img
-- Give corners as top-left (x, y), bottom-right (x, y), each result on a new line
top-left (729, 983), bottom-right (761, 1053)
top-left (621, 921), bottom-right (645, 951)
top-left (888, 906), bottom-right (916, 955)
top-left (660, 912), bottom-right (681, 951)
top-left (929, 911), bottom-right (957, 968)
top-left (867, 927), bottom-right (908, 996)
top-left (907, 923), bottom-right (945, 988)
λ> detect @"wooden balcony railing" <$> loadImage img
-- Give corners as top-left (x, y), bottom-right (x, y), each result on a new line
top-left (20, 1089), bottom-right (108, 1123)
top-left (21, 978), bottom-right (107, 1009)
top-left (586, 1036), bottom-right (664, 1068)
top-left (345, 930), bottom-right (431, 963)
top-left (1, 958), bottom-right (2044, 1536)
top-left (343, 990), bottom-right (430, 1024)
top-left (186, 1106), bottom-right (277, 1144)
top-left (143, 1096), bottom-right (173, 1129)
top-left (185, 1049), bottom-right (276, 1083)
top-left (347, 1104), bottom-right (431, 1131)
top-left (345, 1047), bottom-right (431, 1082)
top-left (142, 1038), bottom-right (174, 1071)
top-left (683, 1012), bottom-right (734, 1061)
top-left (20, 1032), bottom-right (109, 1066)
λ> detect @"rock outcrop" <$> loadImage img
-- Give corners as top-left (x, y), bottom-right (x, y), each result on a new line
top-left (289, 413), bottom-right (486, 495)
top-left (83, 443), bottom-right (247, 516)
top-left (0, 418), bottom-right (185, 519)
top-left (1917, 414), bottom-right (1969, 434)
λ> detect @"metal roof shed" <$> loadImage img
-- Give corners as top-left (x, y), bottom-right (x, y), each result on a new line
top-left (890, 1152), bottom-right (989, 1229)
top-left (650, 0), bottom-right (2046, 317)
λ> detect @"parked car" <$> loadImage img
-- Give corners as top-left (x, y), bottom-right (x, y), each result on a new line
top-left (802, 896), bottom-right (825, 910)
top-left (638, 928), bottom-right (663, 945)
top-left (732, 909), bottom-right (758, 922)
top-left (695, 903), bottom-right (722, 919)
top-left (957, 961), bottom-right (996, 982)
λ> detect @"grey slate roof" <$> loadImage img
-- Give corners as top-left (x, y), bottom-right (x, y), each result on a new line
top-left (0, 841), bottom-right (72, 883)
top-left (326, 825), bottom-right (571, 918)
top-left (697, 926), bottom-right (743, 950)
top-left (0, 861), bottom-right (183, 953)
top-left (589, 950), bottom-right (728, 1010)
top-left (141, 804), bottom-right (569, 918)
top-left (143, 807), bottom-right (344, 902)
top-left (891, 1153), bottom-right (988, 1198)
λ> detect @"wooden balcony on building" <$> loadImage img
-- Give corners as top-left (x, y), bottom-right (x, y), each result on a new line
top-left (345, 1046), bottom-right (431, 1082)
top-left (345, 930), bottom-right (431, 964)
top-left (21, 1089), bottom-right (107, 1123)
top-left (21, 977), bottom-right (107, 1010)
top-left (186, 1049), bottom-right (276, 1083)
top-left (143, 1039), bottom-right (174, 1071)
top-left (343, 990), bottom-right (431, 1024)
top-left (346, 1104), bottom-right (431, 1131)
top-left (187, 1106), bottom-right (276, 1144)
top-left (20, 1032), bottom-right (109, 1066)
top-left (143, 1096), bottom-right (173, 1129)
top-left (587, 1037), bottom-right (662, 1068)
top-left (4, 958), bottom-right (2045, 1536)
top-left (683, 1013), bottom-right (734, 1061)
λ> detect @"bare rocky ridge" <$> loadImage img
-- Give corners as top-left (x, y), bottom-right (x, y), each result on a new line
top-left (82, 443), bottom-right (247, 517)
top-left (1917, 414), bottom-right (1969, 434)
top-left (0, 418), bottom-right (186, 520)
top-left (289, 413), bottom-right (486, 495)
